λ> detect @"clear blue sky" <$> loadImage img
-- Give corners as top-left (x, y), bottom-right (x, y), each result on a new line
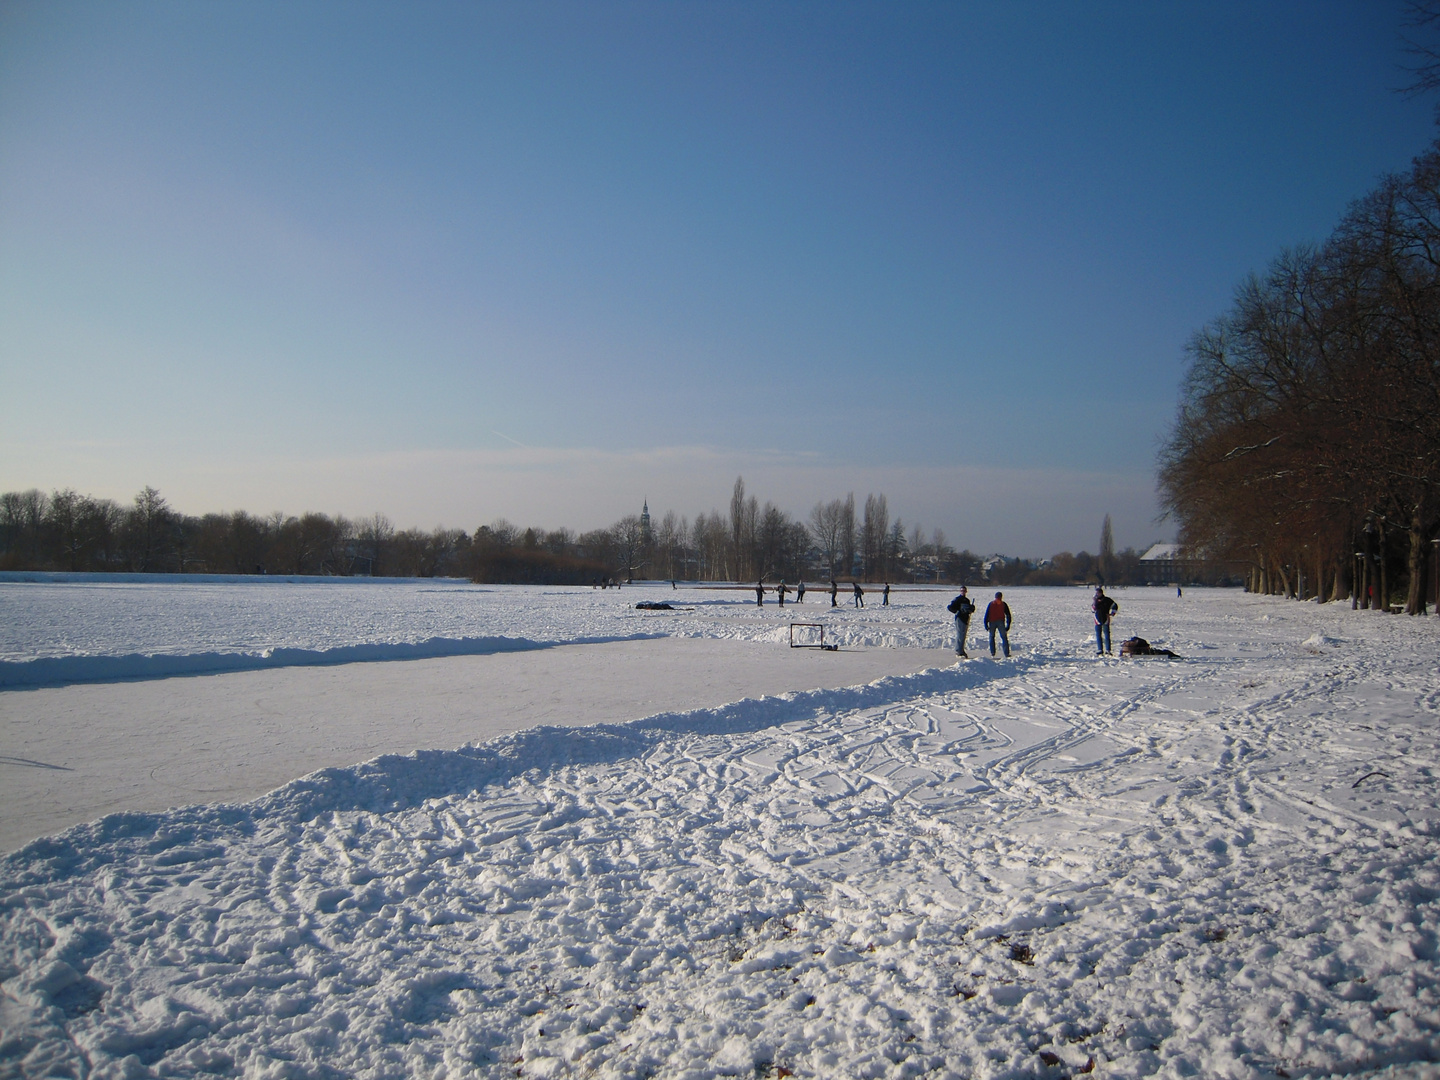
top-left (1, 1), bottom-right (1434, 555)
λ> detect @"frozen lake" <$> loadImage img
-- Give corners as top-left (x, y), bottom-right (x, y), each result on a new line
top-left (0, 576), bottom-right (1326, 684)
top-left (0, 578), bottom-right (964, 685)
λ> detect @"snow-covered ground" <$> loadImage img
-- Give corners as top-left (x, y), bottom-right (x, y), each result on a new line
top-left (3, 583), bottom-right (1439, 1078)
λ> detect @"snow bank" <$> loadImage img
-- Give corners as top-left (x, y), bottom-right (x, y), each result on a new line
top-left (0, 633), bottom-right (659, 688)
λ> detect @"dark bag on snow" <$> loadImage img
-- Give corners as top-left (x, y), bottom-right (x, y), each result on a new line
top-left (1120, 636), bottom-right (1181, 658)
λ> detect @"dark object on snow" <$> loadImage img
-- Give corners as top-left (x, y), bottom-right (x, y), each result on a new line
top-left (1119, 636), bottom-right (1181, 658)
top-left (635, 601), bottom-right (675, 610)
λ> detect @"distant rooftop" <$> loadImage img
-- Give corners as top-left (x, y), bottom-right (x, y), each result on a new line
top-left (1140, 543), bottom-right (1182, 562)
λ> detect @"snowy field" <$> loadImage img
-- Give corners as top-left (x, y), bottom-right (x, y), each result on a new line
top-left (2, 582), bottom-right (1439, 1079)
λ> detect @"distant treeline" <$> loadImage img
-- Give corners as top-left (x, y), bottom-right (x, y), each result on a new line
top-left (1159, 135), bottom-right (1440, 613)
top-left (1, 478), bottom-right (1165, 587)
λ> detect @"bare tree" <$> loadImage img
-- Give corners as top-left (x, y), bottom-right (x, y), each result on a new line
top-left (809, 499), bottom-right (843, 575)
top-left (128, 486), bottom-right (174, 572)
top-left (1400, 1), bottom-right (1440, 96)
top-left (839, 494), bottom-right (857, 577)
top-left (862, 493), bottom-right (889, 580)
top-left (887, 518), bottom-right (908, 578)
top-left (1099, 514), bottom-right (1114, 584)
top-left (1160, 136), bottom-right (1440, 611)
top-left (357, 513), bottom-right (394, 576)
top-left (729, 477), bottom-right (747, 581)
top-left (612, 514), bottom-right (646, 581)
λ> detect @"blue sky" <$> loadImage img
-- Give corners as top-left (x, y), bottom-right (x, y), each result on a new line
top-left (1, 1), bottom-right (1434, 555)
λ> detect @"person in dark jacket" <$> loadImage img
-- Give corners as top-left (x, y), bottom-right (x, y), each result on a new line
top-left (984, 591), bottom-right (1012, 657)
top-left (882, 582), bottom-right (891, 605)
top-left (776, 581), bottom-right (789, 606)
top-left (948, 586), bottom-right (976, 657)
top-left (830, 579), bottom-right (838, 607)
top-left (1092, 586), bottom-right (1118, 655)
top-left (852, 581), bottom-right (865, 608)
top-left (756, 579), bottom-right (764, 606)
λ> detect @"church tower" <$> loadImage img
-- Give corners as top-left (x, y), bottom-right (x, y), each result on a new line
top-left (641, 499), bottom-right (652, 544)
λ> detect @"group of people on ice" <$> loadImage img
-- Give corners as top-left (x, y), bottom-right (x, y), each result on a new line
top-left (947, 585), bottom-right (1122, 659)
top-left (947, 587), bottom-right (1013, 658)
top-left (751, 577), bottom-right (1147, 661)
top-left (754, 579), bottom-right (891, 607)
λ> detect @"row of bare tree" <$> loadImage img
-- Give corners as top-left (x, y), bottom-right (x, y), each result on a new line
top-left (0, 487), bottom-right (465, 577)
top-left (1159, 136), bottom-right (1440, 614)
top-left (3, 481), bottom-right (1166, 588)
top-left (0, 479), bottom-right (988, 584)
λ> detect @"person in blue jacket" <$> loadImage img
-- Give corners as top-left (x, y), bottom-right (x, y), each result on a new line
top-left (1092, 586), bottom-right (1118, 655)
top-left (947, 586), bottom-right (976, 657)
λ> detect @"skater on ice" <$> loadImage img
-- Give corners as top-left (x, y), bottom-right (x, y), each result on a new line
top-left (755, 579), bottom-right (764, 606)
top-left (796, 580), bottom-right (805, 604)
top-left (830, 579), bottom-right (838, 607)
top-left (984, 591), bottom-right (1011, 657)
top-left (882, 582), bottom-right (890, 605)
top-left (852, 581), bottom-right (865, 608)
top-left (1093, 586), bottom-right (1118, 655)
top-left (776, 581), bottom-right (788, 606)
top-left (947, 586), bottom-right (975, 657)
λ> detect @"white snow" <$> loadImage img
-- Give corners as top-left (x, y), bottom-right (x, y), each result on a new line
top-left (2, 583), bottom-right (1439, 1079)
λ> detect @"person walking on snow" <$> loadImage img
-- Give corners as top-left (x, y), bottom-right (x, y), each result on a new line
top-left (984, 591), bottom-right (1012, 657)
top-left (853, 582), bottom-right (865, 608)
top-left (882, 582), bottom-right (891, 606)
top-left (755, 580), bottom-right (764, 606)
top-left (1092, 586), bottom-right (1118, 655)
top-left (947, 586), bottom-right (976, 657)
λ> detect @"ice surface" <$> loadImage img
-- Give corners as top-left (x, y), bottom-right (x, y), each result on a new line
top-left (2, 584), bottom-right (1439, 1078)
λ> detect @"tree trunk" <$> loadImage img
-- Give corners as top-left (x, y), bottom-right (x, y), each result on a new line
top-left (1378, 520), bottom-right (1389, 612)
top-left (1405, 499), bottom-right (1428, 615)
top-left (1360, 540), bottom-right (1371, 608)
top-left (1276, 561), bottom-right (1291, 598)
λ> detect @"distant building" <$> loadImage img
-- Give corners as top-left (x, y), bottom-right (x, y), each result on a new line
top-left (980, 554), bottom-right (1008, 575)
top-left (641, 499), bottom-right (652, 545)
top-left (1139, 543), bottom-right (1186, 584)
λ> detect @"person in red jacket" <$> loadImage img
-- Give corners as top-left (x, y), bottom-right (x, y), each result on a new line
top-left (984, 591), bottom-right (1012, 657)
